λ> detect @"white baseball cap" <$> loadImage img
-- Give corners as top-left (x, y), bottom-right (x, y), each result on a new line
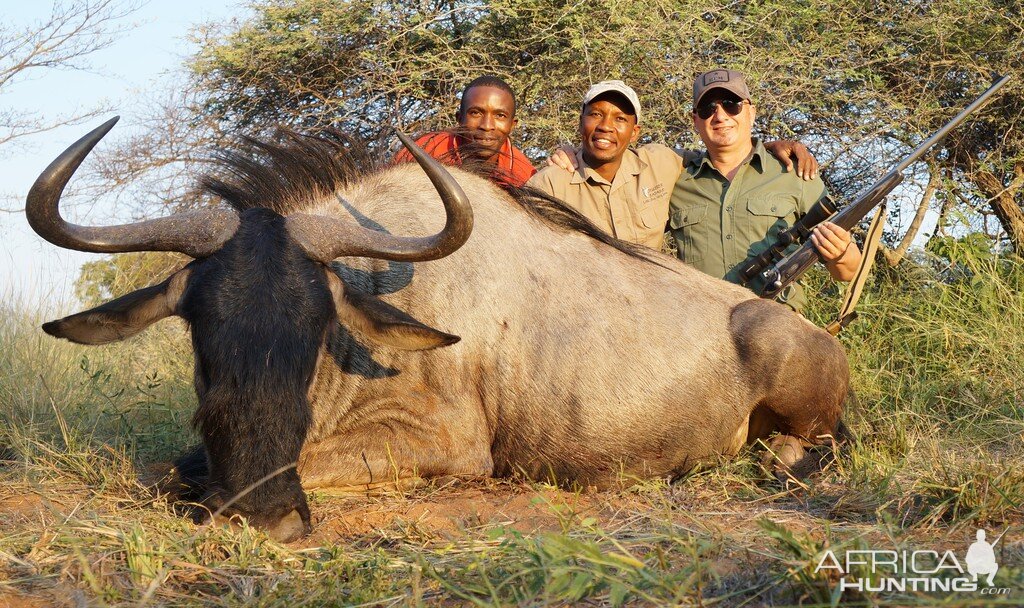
top-left (582, 80), bottom-right (642, 123)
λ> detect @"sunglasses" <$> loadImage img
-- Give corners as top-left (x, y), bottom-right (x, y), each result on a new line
top-left (695, 99), bottom-right (748, 120)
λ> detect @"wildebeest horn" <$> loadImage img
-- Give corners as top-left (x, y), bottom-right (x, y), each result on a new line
top-left (26, 117), bottom-right (239, 257)
top-left (287, 130), bottom-right (473, 263)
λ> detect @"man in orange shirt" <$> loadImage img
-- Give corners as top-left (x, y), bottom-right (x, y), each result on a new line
top-left (394, 75), bottom-right (536, 187)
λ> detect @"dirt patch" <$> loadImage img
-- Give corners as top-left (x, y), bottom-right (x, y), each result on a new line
top-left (300, 479), bottom-right (655, 547)
top-left (0, 591), bottom-right (49, 608)
top-left (0, 494), bottom-right (46, 529)
top-left (0, 588), bottom-right (83, 608)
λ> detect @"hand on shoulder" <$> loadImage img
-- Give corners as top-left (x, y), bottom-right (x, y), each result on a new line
top-left (763, 140), bottom-right (819, 181)
top-left (546, 145), bottom-right (579, 171)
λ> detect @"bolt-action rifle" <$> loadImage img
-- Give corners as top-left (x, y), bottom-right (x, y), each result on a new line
top-left (738, 74), bottom-right (1011, 300)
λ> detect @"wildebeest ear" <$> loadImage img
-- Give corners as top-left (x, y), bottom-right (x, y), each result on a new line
top-left (42, 268), bottom-right (191, 345)
top-left (324, 269), bottom-right (460, 351)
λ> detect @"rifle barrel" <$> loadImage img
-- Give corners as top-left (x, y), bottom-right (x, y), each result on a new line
top-left (756, 74), bottom-right (1011, 301)
top-left (891, 74), bottom-right (1011, 177)
top-left (991, 527), bottom-right (1008, 547)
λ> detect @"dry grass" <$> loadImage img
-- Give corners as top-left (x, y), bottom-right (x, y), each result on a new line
top-left (2, 255), bottom-right (1024, 606)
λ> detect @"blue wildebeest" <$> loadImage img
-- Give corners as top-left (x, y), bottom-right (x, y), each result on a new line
top-left (29, 119), bottom-right (848, 541)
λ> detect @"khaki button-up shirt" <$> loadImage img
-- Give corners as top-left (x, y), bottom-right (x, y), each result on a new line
top-left (669, 138), bottom-right (826, 312)
top-left (528, 144), bottom-right (684, 250)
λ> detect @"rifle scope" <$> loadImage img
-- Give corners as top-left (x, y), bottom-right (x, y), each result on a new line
top-left (737, 195), bottom-right (838, 284)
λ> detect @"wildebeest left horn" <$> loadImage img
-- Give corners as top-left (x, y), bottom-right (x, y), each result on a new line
top-left (287, 130), bottom-right (473, 263)
top-left (27, 117), bottom-right (239, 257)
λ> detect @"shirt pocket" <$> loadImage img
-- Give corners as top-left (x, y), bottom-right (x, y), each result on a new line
top-left (669, 202), bottom-right (708, 263)
top-left (743, 193), bottom-right (798, 244)
top-left (638, 200), bottom-right (665, 229)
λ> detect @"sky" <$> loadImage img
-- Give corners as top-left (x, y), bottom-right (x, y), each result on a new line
top-left (1, 0), bottom-right (246, 311)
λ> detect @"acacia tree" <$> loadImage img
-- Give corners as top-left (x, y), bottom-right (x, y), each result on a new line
top-left (79, 0), bottom-right (1023, 300)
top-left (824, 0), bottom-right (1024, 257)
top-left (180, 0), bottom-right (1024, 242)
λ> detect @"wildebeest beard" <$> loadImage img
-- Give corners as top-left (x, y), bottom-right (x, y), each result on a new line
top-left (180, 208), bottom-right (332, 526)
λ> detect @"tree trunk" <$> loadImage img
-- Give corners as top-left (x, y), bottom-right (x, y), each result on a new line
top-left (972, 162), bottom-right (1024, 256)
top-left (883, 161), bottom-right (939, 266)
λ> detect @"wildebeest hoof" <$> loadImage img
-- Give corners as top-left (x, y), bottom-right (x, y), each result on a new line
top-left (761, 435), bottom-right (806, 482)
top-left (263, 509), bottom-right (311, 543)
top-left (209, 509), bottom-right (311, 543)
top-left (761, 434), bottom-right (841, 486)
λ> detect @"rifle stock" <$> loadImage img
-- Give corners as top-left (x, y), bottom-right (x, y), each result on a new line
top-left (752, 74), bottom-right (1011, 301)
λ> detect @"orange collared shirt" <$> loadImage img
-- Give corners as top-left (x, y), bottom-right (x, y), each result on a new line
top-left (393, 131), bottom-right (537, 187)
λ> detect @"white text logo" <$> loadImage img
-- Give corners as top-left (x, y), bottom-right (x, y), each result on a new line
top-left (814, 529), bottom-right (1010, 595)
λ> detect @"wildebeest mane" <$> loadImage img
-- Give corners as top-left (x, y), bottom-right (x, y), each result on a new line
top-left (503, 183), bottom-right (661, 265)
top-left (203, 128), bottom-right (662, 266)
top-left (201, 128), bottom-right (374, 215)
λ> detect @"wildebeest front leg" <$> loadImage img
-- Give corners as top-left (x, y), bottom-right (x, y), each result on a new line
top-left (298, 398), bottom-right (494, 489)
top-left (729, 299), bottom-right (848, 477)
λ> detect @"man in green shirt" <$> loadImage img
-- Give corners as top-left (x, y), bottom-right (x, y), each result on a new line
top-left (671, 69), bottom-right (861, 312)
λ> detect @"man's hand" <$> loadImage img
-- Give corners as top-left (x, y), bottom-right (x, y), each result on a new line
top-left (810, 221), bottom-right (862, 282)
top-left (547, 145), bottom-right (578, 171)
top-left (764, 140), bottom-right (818, 181)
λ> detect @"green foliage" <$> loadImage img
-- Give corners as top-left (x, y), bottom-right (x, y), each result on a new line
top-left (75, 251), bottom-right (188, 307)
top-left (927, 233), bottom-right (1000, 266)
top-left (801, 250), bottom-right (1024, 533)
top-left (758, 518), bottom-right (843, 606)
top-left (915, 459), bottom-right (1024, 524)
top-left (188, 0), bottom-right (1023, 159)
top-left (419, 522), bottom-right (708, 606)
top-left (189, 0), bottom-right (696, 150)
top-left (0, 297), bottom-right (196, 465)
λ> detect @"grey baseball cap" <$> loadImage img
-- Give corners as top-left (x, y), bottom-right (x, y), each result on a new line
top-left (582, 80), bottom-right (642, 123)
top-left (693, 69), bottom-right (751, 107)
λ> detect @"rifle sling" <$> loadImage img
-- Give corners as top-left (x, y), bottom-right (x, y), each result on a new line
top-left (826, 199), bottom-right (887, 336)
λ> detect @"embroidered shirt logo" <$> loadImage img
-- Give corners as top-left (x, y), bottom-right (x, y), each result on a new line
top-left (642, 184), bottom-right (666, 201)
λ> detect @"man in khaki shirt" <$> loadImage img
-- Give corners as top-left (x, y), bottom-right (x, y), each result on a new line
top-left (528, 81), bottom-right (680, 250)
top-left (530, 81), bottom-right (817, 251)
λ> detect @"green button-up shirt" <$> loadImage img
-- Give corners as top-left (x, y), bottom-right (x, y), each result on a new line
top-left (669, 138), bottom-right (826, 312)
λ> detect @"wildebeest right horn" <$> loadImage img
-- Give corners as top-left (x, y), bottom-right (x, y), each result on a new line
top-left (26, 117), bottom-right (239, 257)
top-left (287, 130), bottom-right (474, 263)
